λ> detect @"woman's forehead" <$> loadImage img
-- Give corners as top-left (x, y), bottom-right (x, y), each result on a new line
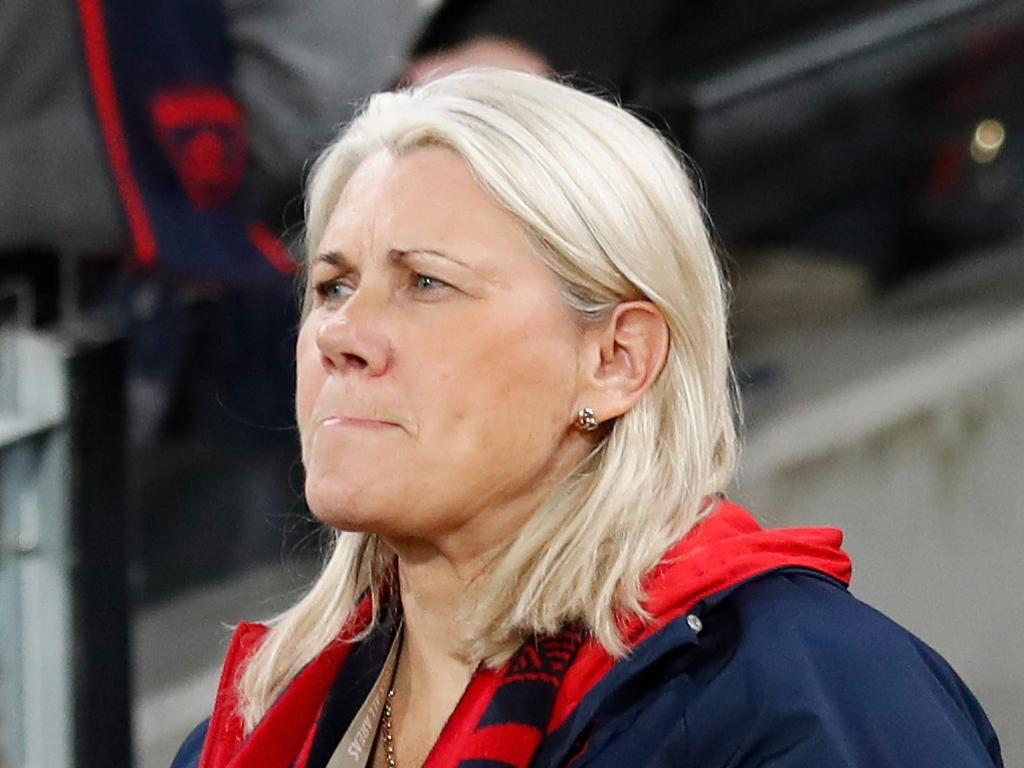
top-left (317, 147), bottom-right (535, 270)
top-left (332, 147), bottom-right (485, 221)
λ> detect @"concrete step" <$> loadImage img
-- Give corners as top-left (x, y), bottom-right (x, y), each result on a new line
top-left (133, 561), bottom-right (316, 768)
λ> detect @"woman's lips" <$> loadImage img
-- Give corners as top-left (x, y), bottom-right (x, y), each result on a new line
top-left (321, 416), bottom-right (400, 430)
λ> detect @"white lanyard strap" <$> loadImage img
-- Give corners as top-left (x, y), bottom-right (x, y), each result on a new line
top-left (325, 626), bottom-right (402, 768)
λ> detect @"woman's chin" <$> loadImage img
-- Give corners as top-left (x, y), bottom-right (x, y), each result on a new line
top-left (305, 476), bottom-right (415, 536)
top-left (306, 476), bottom-right (374, 530)
top-left (308, 501), bottom-right (383, 534)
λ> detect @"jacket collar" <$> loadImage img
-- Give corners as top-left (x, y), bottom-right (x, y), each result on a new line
top-left (535, 499), bottom-right (852, 764)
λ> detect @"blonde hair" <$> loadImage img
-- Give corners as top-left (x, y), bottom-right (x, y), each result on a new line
top-left (239, 69), bottom-right (737, 731)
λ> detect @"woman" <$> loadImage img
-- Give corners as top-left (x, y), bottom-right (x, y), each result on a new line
top-left (173, 69), bottom-right (1002, 768)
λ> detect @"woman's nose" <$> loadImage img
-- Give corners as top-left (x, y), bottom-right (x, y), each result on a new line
top-left (314, 299), bottom-right (392, 376)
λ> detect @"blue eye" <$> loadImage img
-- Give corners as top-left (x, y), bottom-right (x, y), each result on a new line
top-left (315, 279), bottom-right (352, 303)
top-left (414, 274), bottom-right (448, 291)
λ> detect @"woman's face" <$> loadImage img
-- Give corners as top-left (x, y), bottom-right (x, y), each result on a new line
top-left (296, 146), bottom-right (594, 552)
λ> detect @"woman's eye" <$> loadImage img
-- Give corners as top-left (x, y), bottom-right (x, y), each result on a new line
top-left (315, 279), bottom-right (352, 303)
top-left (414, 273), bottom-right (450, 291)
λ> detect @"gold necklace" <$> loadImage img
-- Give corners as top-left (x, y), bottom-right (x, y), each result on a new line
top-left (381, 686), bottom-right (397, 767)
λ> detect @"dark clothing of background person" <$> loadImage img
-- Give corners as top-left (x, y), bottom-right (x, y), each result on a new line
top-left (0, 0), bottom-right (420, 254)
top-left (412, 0), bottom-right (676, 98)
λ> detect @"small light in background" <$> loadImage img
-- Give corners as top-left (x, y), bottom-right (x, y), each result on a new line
top-left (970, 118), bottom-right (1006, 164)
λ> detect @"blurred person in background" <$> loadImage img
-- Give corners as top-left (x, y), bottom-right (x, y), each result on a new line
top-left (0, 0), bottom-right (423, 596)
top-left (171, 70), bottom-right (1002, 768)
top-left (406, 0), bottom-right (671, 96)
top-left (1, 0), bottom-right (419, 443)
top-left (1, 0), bottom-right (419, 259)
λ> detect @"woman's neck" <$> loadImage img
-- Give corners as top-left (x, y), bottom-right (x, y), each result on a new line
top-left (374, 547), bottom-right (481, 766)
top-left (397, 550), bottom-right (478, 680)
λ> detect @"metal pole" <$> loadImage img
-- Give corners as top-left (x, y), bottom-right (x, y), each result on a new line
top-left (67, 332), bottom-right (134, 768)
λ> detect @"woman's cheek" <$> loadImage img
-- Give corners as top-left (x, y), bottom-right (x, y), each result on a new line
top-left (295, 371), bottom-right (321, 464)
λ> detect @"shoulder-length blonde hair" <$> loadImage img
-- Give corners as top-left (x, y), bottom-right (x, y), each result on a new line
top-left (238, 68), bottom-right (737, 731)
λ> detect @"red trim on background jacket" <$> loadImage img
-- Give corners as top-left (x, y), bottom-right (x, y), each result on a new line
top-left (74, 0), bottom-right (297, 282)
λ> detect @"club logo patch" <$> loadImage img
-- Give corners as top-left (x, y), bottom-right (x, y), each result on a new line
top-left (152, 87), bottom-right (248, 211)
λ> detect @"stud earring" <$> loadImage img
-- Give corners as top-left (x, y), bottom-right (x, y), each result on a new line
top-left (574, 407), bottom-right (600, 432)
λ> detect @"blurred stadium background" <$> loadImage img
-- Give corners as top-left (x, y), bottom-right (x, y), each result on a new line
top-left (2, 0), bottom-right (1022, 765)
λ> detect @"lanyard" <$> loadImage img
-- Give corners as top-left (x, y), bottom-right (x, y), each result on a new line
top-left (326, 626), bottom-right (403, 768)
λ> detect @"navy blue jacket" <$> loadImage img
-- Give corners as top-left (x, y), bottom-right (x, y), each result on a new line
top-left (173, 505), bottom-right (1002, 768)
top-left (173, 569), bottom-right (1002, 767)
top-left (532, 568), bottom-right (1002, 766)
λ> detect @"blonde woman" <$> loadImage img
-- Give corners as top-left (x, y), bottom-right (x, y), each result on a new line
top-left (173, 70), bottom-right (1002, 768)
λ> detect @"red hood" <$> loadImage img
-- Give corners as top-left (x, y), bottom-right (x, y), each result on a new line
top-left (639, 497), bottom-right (851, 636)
top-left (548, 498), bottom-right (852, 730)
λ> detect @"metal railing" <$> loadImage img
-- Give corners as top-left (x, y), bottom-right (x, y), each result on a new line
top-left (1, 273), bottom-right (132, 768)
top-left (0, 327), bottom-right (74, 768)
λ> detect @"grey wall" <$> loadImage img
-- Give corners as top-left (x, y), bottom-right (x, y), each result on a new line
top-left (736, 243), bottom-right (1024, 766)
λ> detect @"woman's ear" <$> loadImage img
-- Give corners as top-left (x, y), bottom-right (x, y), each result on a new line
top-left (579, 301), bottom-right (669, 421)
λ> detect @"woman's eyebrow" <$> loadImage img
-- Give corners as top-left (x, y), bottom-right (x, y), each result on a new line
top-left (316, 248), bottom-right (479, 275)
top-left (390, 248), bottom-right (472, 270)
top-left (314, 250), bottom-right (352, 269)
